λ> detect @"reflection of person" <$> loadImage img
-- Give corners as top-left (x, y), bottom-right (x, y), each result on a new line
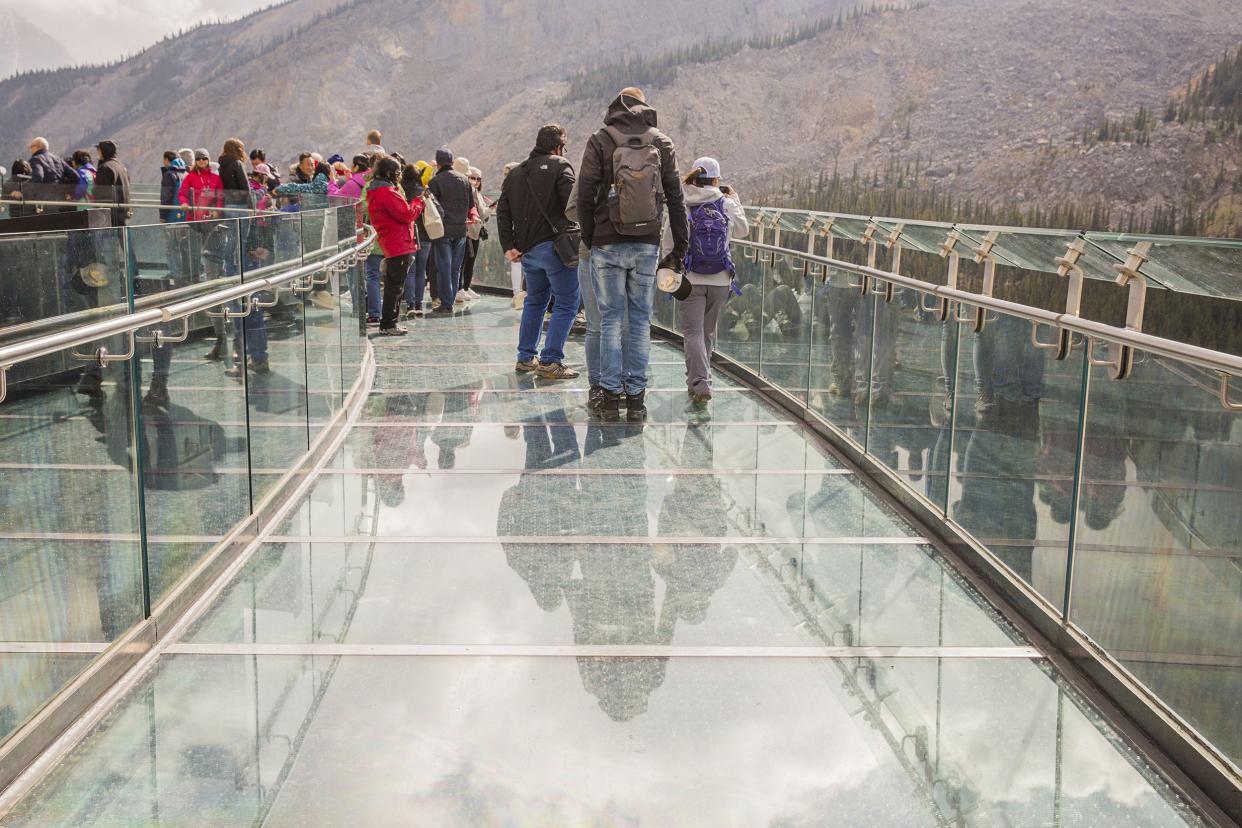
top-left (972, 313), bottom-right (1045, 417)
top-left (954, 399), bottom-right (1041, 582)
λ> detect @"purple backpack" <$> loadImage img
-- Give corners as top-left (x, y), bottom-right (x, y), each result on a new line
top-left (683, 198), bottom-right (734, 276)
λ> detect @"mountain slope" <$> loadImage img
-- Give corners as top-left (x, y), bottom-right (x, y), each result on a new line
top-left (0, 0), bottom-right (852, 176)
top-left (0, 11), bottom-right (70, 79)
top-left (454, 0), bottom-right (1242, 227)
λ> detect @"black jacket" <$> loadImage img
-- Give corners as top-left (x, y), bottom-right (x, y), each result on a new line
top-left (26, 149), bottom-right (71, 205)
top-left (218, 155), bottom-right (249, 207)
top-left (428, 167), bottom-right (473, 238)
top-left (577, 94), bottom-right (688, 256)
top-left (94, 155), bottom-right (132, 227)
top-left (496, 150), bottom-right (576, 254)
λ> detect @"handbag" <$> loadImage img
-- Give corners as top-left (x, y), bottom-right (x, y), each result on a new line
top-left (522, 169), bottom-right (580, 269)
top-left (421, 191), bottom-right (445, 240)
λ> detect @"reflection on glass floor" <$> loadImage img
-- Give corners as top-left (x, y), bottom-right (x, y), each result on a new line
top-left (0, 299), bottom-right (1210, 827)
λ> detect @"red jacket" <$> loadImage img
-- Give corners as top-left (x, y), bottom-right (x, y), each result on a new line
top-left (367, 182), bottom-right (424, 258)
top-left (178, 168), bottom-right (224, 223)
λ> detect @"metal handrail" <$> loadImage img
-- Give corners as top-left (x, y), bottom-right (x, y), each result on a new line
top-left (0, 226), bottom-right (374, 400)
top-left (3, 198), bottom-right (270, 216)
top-left (732, 238), bottom-right (1242, 382)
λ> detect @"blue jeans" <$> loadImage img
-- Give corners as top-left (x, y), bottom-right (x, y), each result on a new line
top-left (973, 313), bottom-right (1045, 402)
top-left (518, 241), bottom-right (580, 365)
top-left (578, 253), bottom-right (602, 386)
top-left (365, 253), bottom-right (382, 318)
top-left (433, 235), bottom-right (467, 309)
top-left (591, 242), bottom-right (658, 395)
top-left (233, 291), bottom-right (269, 363)
top-left (404, 246), bottom-right (431, 310)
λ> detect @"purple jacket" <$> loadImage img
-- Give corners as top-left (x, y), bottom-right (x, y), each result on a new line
top-left (333, 171), bottom-right (367, 199)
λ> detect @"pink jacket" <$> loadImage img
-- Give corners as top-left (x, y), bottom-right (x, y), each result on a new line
top-left (331, 172), bottom-right (367, 200)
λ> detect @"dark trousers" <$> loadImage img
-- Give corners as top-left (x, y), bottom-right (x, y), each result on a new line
top-left (381, 253), bottom-right (412, 329)
top-left (462, 237), bottom-right (480, 290)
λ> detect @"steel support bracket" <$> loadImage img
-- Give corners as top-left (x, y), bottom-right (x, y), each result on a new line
top-left (1219, 374), bottom-right (1242, 412)
top-left (72, 331), bottom-right (136, 365)
top-left (134, 316), bottom-right (191, 347)
top-left (956, 247), bottom-right (996, 334)
top-left (1031, 238), bottom-right (1087, 360)
top-left (1090, 242), bottom-right (1151, 381)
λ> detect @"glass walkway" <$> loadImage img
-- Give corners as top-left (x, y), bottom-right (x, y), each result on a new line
top-left (0, 297), bottom-right (1214, 826)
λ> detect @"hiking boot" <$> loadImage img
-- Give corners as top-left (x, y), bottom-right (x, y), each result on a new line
top-left (378, 325), bottom-right (408, 336)
top-left (625, 391), bottom-right (647, 422)
top-left (597, 389), bottom-right (622, 419)
top-left (515, 358), bottom-right (540, 373)
top-left (405, 306), bottom-right (423, 319)
top-left (142, 381), bottom-right (169, 409)
top-left (203, 340), bottom-right (225, 361)
top-left (535, 362), bottom-right (580, 380)
top-left (690, 391), bottom-right (712, 406)
top-left (588, 384), bottom-right (606, 411)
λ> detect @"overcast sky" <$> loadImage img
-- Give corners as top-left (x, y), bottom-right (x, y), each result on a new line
top-left (0, 0), bottom-right (281, 70)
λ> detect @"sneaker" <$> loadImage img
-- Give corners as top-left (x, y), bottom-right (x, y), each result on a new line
top-left (511, 290), bottom-right (526, 310)
top-left (536, 362), bottom-right (580, 380)
top-left (515, 358), bottom-right (540, 373)
top-left (690, 391), bottom-right (712, 405)
top-left (378, 325), bottom-right (408, 336)
top-left (588, 385), bottom-right (606, 411)
top-left (432, 298), bottom-right (442, 310)
top-left (224, 363), bottom-right (243, 378)
top-left (455, 290), bottom-right (470, 304)
top-left (405, 307), bottom-right (423, 319)
top-left (573, 310), bottom-right (586, 328)
top-left (203, 341), bottom-right (225, 361)
top-left (310, 291), bottom-right (337, 311)
top-left (974, 393), bottom-right (995, 416)
top-left (367, 315), bottom-right (381, 326)
top-left (249, 359), bottom-right (271, 375)
top-left (467, 288), bottom-right (480, 299)
top-left (432, 306), bottom-right (453, 316)
top-left (598, 389), bottom-right (622, 419)
top-left (625, 391), bottom-right (647, 421)
top-left (827, 379), bottom-right (850, 397)
top-left (142, 383), bottom-right (169, 409)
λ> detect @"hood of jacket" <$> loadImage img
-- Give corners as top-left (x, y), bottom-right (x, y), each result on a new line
top-left (367, 179), bottom-right (396, 192)
top-left (682, 182), bottom-right (725, 206)
top-left (603, 93), bottom-right (658, 133)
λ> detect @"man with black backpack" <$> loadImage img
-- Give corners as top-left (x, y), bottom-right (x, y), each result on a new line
top-left (496, 123), bottom-right (581, 380)
top-left (577, 87), bottom-right (688, 420)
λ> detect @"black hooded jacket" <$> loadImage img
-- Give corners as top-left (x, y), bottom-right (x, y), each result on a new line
top-left (577, 94), bottom-right (688, 256)
top-left (93, 144), bottom-right (131, 227)
top-left (218, 154), bottom-right (249, 207)
top-left (496, 149), bottom-right (576, 254)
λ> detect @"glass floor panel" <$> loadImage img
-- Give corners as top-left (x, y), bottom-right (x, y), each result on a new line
top-left (0, 297), bottom-right (1214, 826)
top-left (0, 655), bottom-right (1206, 828)
top-left (182, 541), bottom-right (1017, 648)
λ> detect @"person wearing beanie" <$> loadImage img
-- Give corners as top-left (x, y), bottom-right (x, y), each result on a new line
top-left (664, 156), bottom-right (748, 408)
top-left (427, 147), bottom-right (475, 313)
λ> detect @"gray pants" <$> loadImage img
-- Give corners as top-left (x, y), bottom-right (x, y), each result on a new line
top-left (678, 283), bottom-right (731, 396)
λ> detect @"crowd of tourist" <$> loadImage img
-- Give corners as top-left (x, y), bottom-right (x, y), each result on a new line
top-left (4, 86), bottom-right (750, 420)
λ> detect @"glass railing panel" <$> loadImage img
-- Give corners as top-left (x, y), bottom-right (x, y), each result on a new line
top-left (242, 211), bottom-right (309, 502)
top-left (808, 262), bottom-right (871, 447)
top-left (0, 337), bottom-right (146, 745)
top-left (955, 224), bottom-right (1125, 285)
top-left (1071, 350), bottom-right (1242, 769)
top-left (758, 252), bottom-right (812, 403)
top-left (717, 246), bottom-right (763, 370)
top-left (303, 207), bottom-right (344, 439)
top-left (337, 206), bottom-right (366, 395)
top-left (872, 218), bottom-right (956, 256)
top-left (1084, 232), bottom-right (1242, 300)
top-left (865, 280), bottom-right (959, 507)
top-left (135, 216), bottom-right (253, 602)
top-left (946, 307), bottom-right (1086, 613)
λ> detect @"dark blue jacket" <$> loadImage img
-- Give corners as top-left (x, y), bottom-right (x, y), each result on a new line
top-left (160, 162), bottom-right (188, 222)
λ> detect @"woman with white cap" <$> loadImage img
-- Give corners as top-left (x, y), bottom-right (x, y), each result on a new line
top-left (668, 156), bottom-right (748, 407)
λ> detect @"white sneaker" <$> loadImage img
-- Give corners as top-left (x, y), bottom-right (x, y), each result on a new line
top-left (467, 288), bottom-right (480, 299)
top-left (512, 290), bottom-right (526, 310)
top-left (432, 298), bottom-right (442, 309)
top-left (455, 290), bottom-right (470, 304)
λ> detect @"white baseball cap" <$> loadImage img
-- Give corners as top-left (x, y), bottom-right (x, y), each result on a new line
top-left (692, 157), bottom-right (721, 179)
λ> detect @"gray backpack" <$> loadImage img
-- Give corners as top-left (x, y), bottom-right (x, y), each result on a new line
top-left (603, 125), bottom-right (664, 236)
